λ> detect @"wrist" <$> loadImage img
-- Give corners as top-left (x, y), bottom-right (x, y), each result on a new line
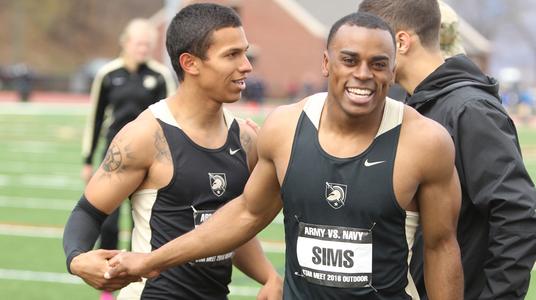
top-left (69, 251), bottom-right (83, 275)
top-left (266, 270), bottom-right (282, 285)
top-left (145, 252), bottom-right (161, 274)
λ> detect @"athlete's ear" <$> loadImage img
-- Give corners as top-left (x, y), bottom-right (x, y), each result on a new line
top-left (396, 31), bottom-right (411, 55)
top-left (179, 53), bottom-right (200, 77)
top-left (321, 50), bottom-right (329, 77)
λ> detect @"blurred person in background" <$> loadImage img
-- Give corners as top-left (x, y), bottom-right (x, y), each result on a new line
top-left (359, 0), bottom-right (536, 299)
top-left (242, 46), bottom-right (267, 105)
top-left (11, 63), bottom-right (34, 102)
top-left (80, 18), bottom-right (175, 300)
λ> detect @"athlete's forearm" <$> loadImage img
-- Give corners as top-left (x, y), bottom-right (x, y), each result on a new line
top-left (424, 236), bottom-right (463, 300)
top-left (148, 195), bottom-right (267, 271)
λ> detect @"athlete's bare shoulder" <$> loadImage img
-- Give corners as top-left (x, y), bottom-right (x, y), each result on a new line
top-left (257, 98), bottom-right (308, 160)
top-left (111, 110), bottom-right (163, 168)
top-left (400, 105), bottom-right (455, 177)
top-left (261, 99), bottom-right (306, 135)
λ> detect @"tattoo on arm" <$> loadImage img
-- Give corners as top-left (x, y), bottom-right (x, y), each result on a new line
top-left (102, 143), bottom-right (122, 172)
top-left (154, 129), bottom-right (171, 162)
top-left (99, 141), bottom-right (134, 181)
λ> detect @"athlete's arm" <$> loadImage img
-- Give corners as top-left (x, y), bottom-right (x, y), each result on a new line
top-left (234, 119), bottom-right (283, 298)
top-left (233, 239), bottom-right (283, 299)
top-left (105, 107), bottom-right (289, 278)
top-left (416, 121), bottom-right (463, 300)
top-left (63, 113), bottom-right (156, 290)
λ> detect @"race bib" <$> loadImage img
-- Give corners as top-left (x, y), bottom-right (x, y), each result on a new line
top-left (189, 209), bottom-right (234, 266)
top-left (296, 222), bottom-right (372, 288)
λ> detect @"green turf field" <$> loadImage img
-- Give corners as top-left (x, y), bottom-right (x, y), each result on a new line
top-left (0, 102), bottom-right (535, 299)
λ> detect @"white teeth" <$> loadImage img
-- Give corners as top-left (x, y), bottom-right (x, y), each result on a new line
top-left (346, 88), bottom-right (372, 96)
top-left (232, 80), bottom-right (246, 89)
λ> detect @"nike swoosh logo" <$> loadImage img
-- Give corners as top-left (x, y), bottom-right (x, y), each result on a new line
top-left (364, 159), bottom-right (385, 167)
top-left (229, 148), bottom-right (241, 155)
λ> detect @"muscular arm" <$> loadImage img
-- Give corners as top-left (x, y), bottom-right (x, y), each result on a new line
top-left (416, 121), bottom-right (463, 300)
top-left (63, 113), bottom-right (157, 289)
top-left (233, 121), bottom-right (282, 297)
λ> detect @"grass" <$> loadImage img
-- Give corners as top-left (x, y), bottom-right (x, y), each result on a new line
top-left (0, 101), bottom-right (535, 299)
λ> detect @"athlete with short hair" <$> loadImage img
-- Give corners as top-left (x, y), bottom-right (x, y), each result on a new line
top-left (63, 3), bottom-right (282, 299)
top-left (359, 0), bottom-right (536, 298)
top-left (106, 12), bottom-right (463, 300)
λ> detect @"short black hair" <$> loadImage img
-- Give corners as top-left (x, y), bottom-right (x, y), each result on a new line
top-left (327, 12), bottom-right (396, 51)
top-left (358, 0), bottom-right (441, 49)
top-left (166, 3), bottom-right (242, 81)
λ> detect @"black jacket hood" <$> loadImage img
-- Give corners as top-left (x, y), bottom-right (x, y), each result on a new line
top-left (406, 54), bottom-right (500, 108)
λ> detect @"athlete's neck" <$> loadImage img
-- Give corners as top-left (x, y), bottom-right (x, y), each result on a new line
top-left (172, 86), bottom-right (226, 127)
top-left (318, 98), bottom-right (384, 158)
top-left (397, 50), bottom-right (444, 95)
top-left (323, 97), bottom-right (384, 136)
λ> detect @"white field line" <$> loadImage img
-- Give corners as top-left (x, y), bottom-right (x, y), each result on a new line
top-left (1, 160), bottom-right (81, 172)
top-left (4, 143), bottom-right (79, 154)
top-left (0, 174), bottom-right (83, 191)
top-left (0, 269), bottom-right (83, 285)
top-left (0, 268), bottom-right (260, 295)
top-left (0, 223), bottom-right (285, 253)
top-left (0, 195), bottom-right (74, 211)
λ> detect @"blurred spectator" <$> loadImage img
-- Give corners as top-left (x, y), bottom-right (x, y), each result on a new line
top-left (1, 63), bottom-right (35, 102)
top-left (70, 58), bottom-right (111, 94)
top-left (80, 18), bottom-right (175, 300)
top-left (242, 48), bottom-right (266, 104)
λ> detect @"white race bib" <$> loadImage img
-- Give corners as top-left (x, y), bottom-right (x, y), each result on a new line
top-left (190, 209), bottom-right (234, 266)
top-left (296, 222), bottom-right (373, 288)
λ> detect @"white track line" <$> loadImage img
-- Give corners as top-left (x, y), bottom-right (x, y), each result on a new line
top-left (0, 174), bottom-right (83, 191)
top-left (0, 268), bottom-right (260, 295)
top-left (0, 196), bottom-right (74, 211)
top-left (0, 268), bottom-right (83, 285)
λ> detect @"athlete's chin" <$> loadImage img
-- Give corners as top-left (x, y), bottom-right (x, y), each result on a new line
top-left (221, 93), bottom-right (241, 103)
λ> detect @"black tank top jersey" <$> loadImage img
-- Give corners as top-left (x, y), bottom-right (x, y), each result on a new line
top-left (121, 100), bottom-right (249, 300)
top-left (280, 93), bottom-right (418, 299)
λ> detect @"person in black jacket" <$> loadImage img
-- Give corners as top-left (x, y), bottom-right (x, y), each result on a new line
top-left (359, 0), bottom-right (536, 299)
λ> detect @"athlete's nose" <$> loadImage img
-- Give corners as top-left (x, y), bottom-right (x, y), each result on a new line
top-left (239, 53), bottom-right (253, 74)
top-left (353, 62), bottom-right (372, 81)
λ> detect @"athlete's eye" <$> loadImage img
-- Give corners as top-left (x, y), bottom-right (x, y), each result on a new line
top-left (372, 62), bottom-right (387, 69)
top-left (227, 52), bottom-right (239, 58)
top-left (342, 57), bottom-right (355, 65)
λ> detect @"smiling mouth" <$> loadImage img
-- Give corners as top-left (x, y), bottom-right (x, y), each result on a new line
top-left (346, 87), bottom-right (373, 96)
top-left (232, 79), bottom-right (246, 90)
